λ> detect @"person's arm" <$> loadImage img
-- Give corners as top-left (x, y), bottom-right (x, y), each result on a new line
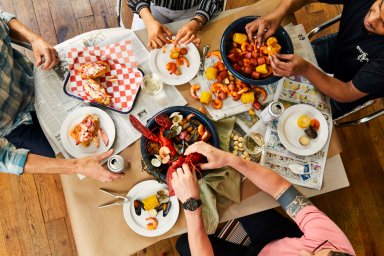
top-left (0, 10), bottom-right (58, 69)
top-left (0, 138), bottom-right (124, 182)
top-left (245, 0), bottom-right (317, 46)
top-left (171, 163), bottom-right (214, 256)
top-left (270, 54), bottom-right (367, 102)
top-left (174, 0), bottom-right (225, 45)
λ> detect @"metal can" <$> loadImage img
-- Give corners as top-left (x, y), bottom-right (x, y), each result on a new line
top-left (259, 101), bottom-right (285, 124)
top-left (107, 155), bottom-right (126, 173)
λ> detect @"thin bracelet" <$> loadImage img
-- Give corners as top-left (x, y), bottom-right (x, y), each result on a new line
top-left (190, 17), bottom-right (204, 30)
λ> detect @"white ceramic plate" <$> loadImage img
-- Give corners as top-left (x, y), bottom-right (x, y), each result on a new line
top-left (149, 43), bottom-right (200, 85)
top-left (60, 107), bottom-right (115, 158)
top-left (277, 104), bottom-right (328, 156)
top-left (123, 180), bottom-right (179, 237)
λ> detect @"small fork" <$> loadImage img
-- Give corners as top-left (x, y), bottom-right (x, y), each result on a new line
top-left (199, 45), bottom-right (210, 75)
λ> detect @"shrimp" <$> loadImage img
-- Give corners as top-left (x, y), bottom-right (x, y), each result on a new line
top-left (190, 84), bottom-right (200, 100)
top-left (211, 98), bottom-right (223, 109)
top-left (146, 217), bottom-right (158, 230)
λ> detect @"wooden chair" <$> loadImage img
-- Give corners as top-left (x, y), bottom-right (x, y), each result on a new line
top-left (307, 14), bottom-right (384, 127)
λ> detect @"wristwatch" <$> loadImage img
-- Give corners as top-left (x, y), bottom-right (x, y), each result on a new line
top-left (182, 197), bottom-right (202, 211)
top-left (190, 17), bottom-right (204, 31)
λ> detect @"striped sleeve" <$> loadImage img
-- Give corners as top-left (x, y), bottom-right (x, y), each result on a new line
top-left (127, 0), bottom-right (151, 14)
top-left (0, 138), bottom-right (29, 175)
top-left (196, 0), bottom-right (224, 23)
top-left (0, 10), bottom-right (16, 24)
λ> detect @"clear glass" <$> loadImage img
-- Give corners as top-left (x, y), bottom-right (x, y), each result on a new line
top-left (141, 73), bottom-right (164, 95)
top-left (243, 132), bottom-right (265, 155)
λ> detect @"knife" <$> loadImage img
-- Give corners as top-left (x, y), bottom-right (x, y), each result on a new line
top-left (199, 45), bottom-right (210, 75)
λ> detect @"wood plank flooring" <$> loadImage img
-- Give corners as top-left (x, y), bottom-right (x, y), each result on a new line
top-left (0, 0), bottom-right (383, 255)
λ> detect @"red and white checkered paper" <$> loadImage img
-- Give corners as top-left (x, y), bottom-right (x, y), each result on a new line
top-left (66, 40), bottom-right (142, 113)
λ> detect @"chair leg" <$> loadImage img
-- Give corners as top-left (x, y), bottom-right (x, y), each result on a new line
top-left (334, 109), bottom-right (384, 127)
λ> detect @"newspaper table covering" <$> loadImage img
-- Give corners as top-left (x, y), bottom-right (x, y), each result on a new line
top-left (260, 78), bottom-right (332, 190)
top-left (34, 28), bottom-right (187, 162)
top-left (66, 40), bottom-right (143, 113)
top-left (189, 24), bottom-right (316, 121)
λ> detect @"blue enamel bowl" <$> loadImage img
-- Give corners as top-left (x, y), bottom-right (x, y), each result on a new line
top-left (220, 16), bottom-right (294, 86)
top-left (140, 106), bottom-right (220, 183)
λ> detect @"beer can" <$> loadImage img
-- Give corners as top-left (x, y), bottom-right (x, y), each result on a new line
top-left (259, 101), bottom-right (284, 124)
top-left (107, 155), bottom-right (126, 173)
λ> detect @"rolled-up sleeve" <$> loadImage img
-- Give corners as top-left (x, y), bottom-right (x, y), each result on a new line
top-left (0, 138), bottom-right (29, 175)
top-left (196, 0), bottom-right (224, 23)
top-left (0, 10), bottom-right (16, 25)
top-left (127, 0), bottom-right (151, 15)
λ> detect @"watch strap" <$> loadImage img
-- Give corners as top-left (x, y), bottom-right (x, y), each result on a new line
top-left (190, 17), bottom-right (204, 30)
top-left (182, 197), bottom-right (202, 211)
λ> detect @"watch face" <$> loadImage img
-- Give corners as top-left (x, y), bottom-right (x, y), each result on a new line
top-left (183, 198), bottom-right (201, 211)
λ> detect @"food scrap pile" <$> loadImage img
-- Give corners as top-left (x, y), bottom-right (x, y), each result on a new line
top-left (297, 114), bottom-right (320, 146)
top-left (191, 50), bottom-right (267, 110)
top-left (134, 189), bottom-right (171, 230)
top-left (78, 61), bottom-right (113, 106)
top-left (164, 43), bottom-right (190, 76)
top-left (69, 114), bottom-right (109, 148)
top-left (227, 33), bottom-right (281, 80)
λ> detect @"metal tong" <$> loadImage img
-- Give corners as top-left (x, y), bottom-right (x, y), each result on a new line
top-left (199, 44), bottom-right (210, 75)
top-left (98, 188), bottom-right (130, 208)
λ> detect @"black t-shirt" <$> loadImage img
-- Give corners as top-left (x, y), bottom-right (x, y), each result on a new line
top-left (321, 0), bottom-right (384, 114)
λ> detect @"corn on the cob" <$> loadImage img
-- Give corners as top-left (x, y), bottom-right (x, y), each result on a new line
top-left (142, 194), bottom-right (159, 211)
top-left (256, 64), bottom-right (268, 74)
top-left (200, 91), bottom-right (212, 104)
top-left (205, 67), bottom-right (218, 80)
top-left (241, 92), bottom-right (255, 104)
top-left (233, 33), bottom-right (248, 45)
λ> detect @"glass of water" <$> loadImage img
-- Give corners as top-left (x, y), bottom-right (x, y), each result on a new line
top-left (243, 132), bottom-right (265, 155)
top-left (141, 73), bottom-right (164, 95)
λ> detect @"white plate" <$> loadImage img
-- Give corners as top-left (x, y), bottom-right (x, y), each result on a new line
top-left (149, 43), bottom-right (200, 85)
top-left (60, 107), bottom-right (115, 158)
top-left (277, 104), bottom-right (328, 156)
top-left (123, 180), bottom-right (179, 237)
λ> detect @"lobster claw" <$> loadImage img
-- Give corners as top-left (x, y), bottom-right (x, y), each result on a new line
top-left (155, 114), bottom-right (173, 129)
top-left (129, 115), bottom-right (159, 142)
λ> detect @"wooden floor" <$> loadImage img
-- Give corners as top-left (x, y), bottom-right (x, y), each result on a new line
top-left (0, 0), bottom-right (383, 255)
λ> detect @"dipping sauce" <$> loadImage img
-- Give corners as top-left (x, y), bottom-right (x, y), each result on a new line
top-left (141, 73), bottom-right (164, 95)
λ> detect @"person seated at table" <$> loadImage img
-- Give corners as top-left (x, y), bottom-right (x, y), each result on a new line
top-left (0, 10), bottom-right (124, 183)
top-left (172, 141), bottom-right (355, 256)
top-left (127, 0), bottom-right (225, 48)
top-left (245, 0), bottom-right (384, 118)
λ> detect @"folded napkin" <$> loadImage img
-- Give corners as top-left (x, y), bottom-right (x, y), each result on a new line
top-left (199, 117), bottom-right (241, 234)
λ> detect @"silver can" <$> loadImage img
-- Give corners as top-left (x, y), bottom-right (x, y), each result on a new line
top-left (259, 101), bottom-right (284, 124)
top-left (107, 155), bottom-right (126, 173)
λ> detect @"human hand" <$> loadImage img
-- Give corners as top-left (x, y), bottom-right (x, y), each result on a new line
top-left (184, 141), bottom-right (231, 170)
top-left (30, 36), bottom-right (59, 70)
top-left (245, 14), bottom-right (282, 47)
top-left (270, 54), bottom-right (310, 77)
top-left (171, 163), bottom-right (200, 203)
top-left (147, 20), bottom-right (173, 49)
top-left (174, 19), bottom-right (201, 46)
top-left (76, 149), bottom-right (125, 183)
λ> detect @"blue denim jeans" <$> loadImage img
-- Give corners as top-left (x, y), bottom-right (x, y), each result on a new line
top-left (5, 112), bottom-right (55, 158)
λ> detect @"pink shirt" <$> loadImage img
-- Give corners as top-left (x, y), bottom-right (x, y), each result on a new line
top-left (259, 206), bottom-right (355, 255)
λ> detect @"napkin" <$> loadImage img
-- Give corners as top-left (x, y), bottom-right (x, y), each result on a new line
top-left (199, 117), bottom-right (242, 234)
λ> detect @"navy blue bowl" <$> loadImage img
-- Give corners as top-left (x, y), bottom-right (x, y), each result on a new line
top-left (140, 106), bottom-right (220, 183)
top-left (220, 16), bottom-right (294, 86)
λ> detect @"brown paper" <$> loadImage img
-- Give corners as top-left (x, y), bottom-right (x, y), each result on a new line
top-left (60, 1), bottom-right (343, 255)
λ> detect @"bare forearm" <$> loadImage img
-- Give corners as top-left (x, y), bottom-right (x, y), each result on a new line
top-left (185, 209), bottom-right (214, 256)
top-left (226, 154), bottom-right (290, 199)
top-left (274, 0), bottom-right (317, 19)
top-left (139, 8), bottom-right (156, 25)
top-left (303, 62), bottom-right (365, 102)
top-left (24, 154), bottom-right (77, 174)
top-left (7, 19), bottom-right (42, 44)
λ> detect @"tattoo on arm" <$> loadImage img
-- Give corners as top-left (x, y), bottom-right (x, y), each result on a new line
top-left (277, 185), bottom-right (313, 219)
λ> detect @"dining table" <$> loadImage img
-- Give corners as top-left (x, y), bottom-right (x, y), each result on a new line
top-left (51, 0), bottom-right (351, 255)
